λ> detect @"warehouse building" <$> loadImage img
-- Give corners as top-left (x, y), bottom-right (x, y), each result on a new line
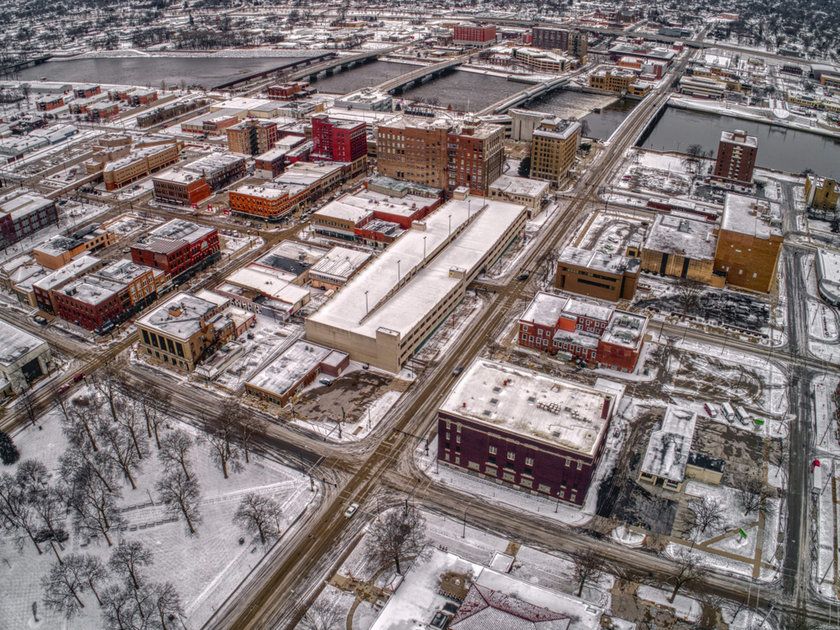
top-left (0, 321), bottom-right (51, 397)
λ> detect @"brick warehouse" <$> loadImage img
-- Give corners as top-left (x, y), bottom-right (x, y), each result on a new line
top-left (518, 291), bottom-right (648, 373)
top-left (130, 219), bottom-right (220, 284)
top-left (437, 359), bottom-right (623, 506)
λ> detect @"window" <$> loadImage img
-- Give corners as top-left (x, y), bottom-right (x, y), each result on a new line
top-left (525, 457), bottom-right (534, 467)
top-left (507, 451), bottom-right (516, 461)
top-left (488, 445), bottom-right (497, 455)
top-left (576, 460), bottom-right (582, 470)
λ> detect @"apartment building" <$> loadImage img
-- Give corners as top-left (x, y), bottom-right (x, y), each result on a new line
top-left (713, 129), bottom-right (758, 185)
top-left (529, 118), bottom-right (581, 185)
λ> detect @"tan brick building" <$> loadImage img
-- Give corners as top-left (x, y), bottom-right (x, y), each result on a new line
top-left (555, 246), bottom-right (640, 301)
top-left (805, 175), bottom-right (839, 211)
top-left (529, 118), bottom-right (581, 185)
top-left (103, 143), bottom-right (180, 191)
top-left (713, 194), bottom-right (782, 293)
top-left (640, 214), bottom-right (723, 286)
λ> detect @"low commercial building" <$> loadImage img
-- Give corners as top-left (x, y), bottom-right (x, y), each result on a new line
top-left (0, 321), bottom-right (51, 397)
top-left (254, 240), bottom-right (329, 281)
top-left (437, 358), bottom-right (622, 506)
top-left (137, 291), bottom-right (254, 371)
top-left (679, 75), bottom-right (727, 99)
top-left (254, 147), bottom-right (289, 179)
top-left (713, 193), bottom-right (782, 293)
top-left (33, 224), bottom-right (117, 270)
top-left (589, 68), bottom-right (652, 96)
top-left (555, 245), bottom-right (639, 301)
top-left (305, 196), bottom-right (527, 372)
top-left (0, 192), bottom-right (59, 250)
top-left (512, 48), bottom-right (575, 73)
top-left (638, 406), bottom-right (701, 492)
top-left (216, 264), bottom-right (311, 316)
top-left (245, 340), bottom-right (349, 406)
top-left (73, 84), bottom-right (101, 99)
top-left (518, 291), bottom-right (647, 372)
top-left (52, 275), bottom-right (128, 332)
top-left (308, 246), bottom-right (371, 290)
top-left (152, 153), bottom-right (246, 205)
top-left (181, 109), bottom-right (240, 135)
top-left (103, 143), bottom-right (180, 191)
top-left (816, 249), bottom-right (840, 306)
top-left (228, 183), bottom-right (297, 221)
top-left (32, 255), bottom-right (104, 313)
top-left (529, 118), bottom-right (581, 185)
top-left (267, 82), bottom-right (313, 100)
top-left (130, 219), bottom-right (220, 283)
top-left (334, 89), bottom-right (393, 111)
top-left (36, 94), bottom-right (64, 112)
top-left (488, 175), bottom-right (549, 216)
top-left (640, 213), bottom-right (723, 285)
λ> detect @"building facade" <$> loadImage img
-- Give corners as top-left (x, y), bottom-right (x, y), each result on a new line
top-left (226, 119), bottom-right (278, 156)
top-left (532, 27), bottom-right (588, 59)
top-left (437, 359), bottom-right (621, 506)
top-left (311, 115), bottom-right (368, 162)
top-left (713, 129), bottom-right (758, 185)
top-left (0, 192), bottom-right (59, 250)
top-left (130, 219), bottom-right (221, 283)
top-left (555, 245), bottom-right (639, 302)
top-left (453, 24), bottom-right (497, 45)
top-left (529, 118), bottom-right (581, 184)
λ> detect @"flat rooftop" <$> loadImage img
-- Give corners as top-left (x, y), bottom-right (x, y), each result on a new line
top-left (439, 359), bottom-right (618, 457)
top-left (246, 340), bottom-right (345, 398)
top-left (0, 320), bottom-right (47, 367)
top-left (307, 196), bottom-right (526, 341)
top-left (558, 245), bottom-right (638, 275)
top-left (138, 291), bottom-right (227, 340)
top-left (720, 129), bottom-right (758, 148)
top-left (644, 213), bottom-right (717, 261)
top-left (309, 246), bottom-right (371, 282)
top-left (721, 193), bottom-right (782, 239)
top-left (641, 407), bottom-right (697, 482)
top-left (489, 174), bottom-right (550, 198)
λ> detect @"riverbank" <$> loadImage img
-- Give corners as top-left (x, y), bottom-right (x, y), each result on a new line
top-left (669, 95), bottom-right (840, 140)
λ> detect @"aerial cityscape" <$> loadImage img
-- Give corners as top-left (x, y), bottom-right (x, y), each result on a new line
top-left (0, 0), bottom-right (839, 628)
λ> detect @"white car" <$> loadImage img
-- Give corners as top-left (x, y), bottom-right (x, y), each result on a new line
top-left (344, 502), bottom-right (359, 518)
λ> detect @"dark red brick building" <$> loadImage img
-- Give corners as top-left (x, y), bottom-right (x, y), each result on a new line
top-left (437, 359), bottom-right (622, 506)
top-left (311, 115), bottom-right (367, 163)
top-left (130, 219), bottom-right (220, 283)
top-left (713, 129), bottom-right (758, 185)
top-left (519, 291), bottom-right (647, 373)
top-left (453, 24), bottom-right (497, 45)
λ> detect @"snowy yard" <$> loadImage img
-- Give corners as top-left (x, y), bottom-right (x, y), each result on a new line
top-left (0, 391), bottom-right (314, 629)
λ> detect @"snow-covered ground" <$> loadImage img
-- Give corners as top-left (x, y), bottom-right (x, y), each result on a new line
top-left (0, 395), bottom-right (314, 630)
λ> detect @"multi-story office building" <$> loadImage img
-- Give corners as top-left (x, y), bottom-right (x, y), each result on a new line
top-left (713, 129), bottom-right (758, 185)
top-left (452, 24), bottom-right (497, 46)
top-left (226, 119), bottom-right (278, 156)
top-left (529, 118), bottom-right (581, 185)
top-left (311, 115), bottom-right (367, 162)
top-left (532, 27), bottom-right (588, 60)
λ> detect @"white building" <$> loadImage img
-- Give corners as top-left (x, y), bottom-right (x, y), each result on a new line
top-left (0, 321), bottom-right (51, 397)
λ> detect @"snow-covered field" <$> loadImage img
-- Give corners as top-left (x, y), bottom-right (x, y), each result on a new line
top-left (0, 396), bottom-right (314, 629)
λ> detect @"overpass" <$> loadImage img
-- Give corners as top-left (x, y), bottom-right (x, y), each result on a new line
top-left (375, 53), bottom-right (472, 94)
top-left (477, 75), bottom-right (572, 115)
top-left (292, 45), bottom-right (406, 83)
top-left (212, 52), bottom-right (335, 89)
top-left (0, 54), bottom-right (52, 77)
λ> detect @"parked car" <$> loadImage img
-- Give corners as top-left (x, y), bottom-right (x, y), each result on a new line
top-left (33, 315), bottom-right (47, 325)
top-left (703, 403), bottom-right (718, 418)
top-left (319, 377), bottom-right (334, 386)
top-left (72, 372), bottom-right (85, 383)
top-left (344, 502), bottom-right (359, 518)
top-left (452, 366), bottom-right (464, 376)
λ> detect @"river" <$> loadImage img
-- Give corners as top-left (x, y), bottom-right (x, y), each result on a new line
top-left (640, 106), bottom-right (840, 179)
top-left (527, 89), bottom-right (637, 140)
top-left (18, 53), bottom-right (316, 89)
top-left (400, 70), bottom-right (524, 112)
top-left (310, 60), bottom-right (417, 95)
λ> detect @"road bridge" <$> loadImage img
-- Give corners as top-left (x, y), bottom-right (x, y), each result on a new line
top-left (375, 54), bottom-right (472, 94)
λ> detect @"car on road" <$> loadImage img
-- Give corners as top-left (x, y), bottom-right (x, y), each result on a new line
top-left (344, 502), bottom-right (359, 518)
top-left (72, 372), bottom-right (85, 383)
top-left (517, 272), bottom-right (530, 281)
top-left (452, 366), bottom-right (464, 376)
top-left (33, 315), bottom-right (47, 325)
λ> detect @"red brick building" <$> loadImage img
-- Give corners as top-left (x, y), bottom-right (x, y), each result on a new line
top-left (519, 291), bottom-right (647, 372)
top-left (713, 129), bottom-right (758, 185)
top-left (73, 84), bottom-right (101, 99)
top-left (36, 95), bottom-right (65, 111)
top-left (437, 359), bottom-right (622, 506)
top-left (311, 115), bottom-right (367, 163)
top-left (52, 276), bottom-right (127, 332)
top-left (453, 24), bottom-right (497, 45)
top-left (130, 219), bottom-right (220, 283)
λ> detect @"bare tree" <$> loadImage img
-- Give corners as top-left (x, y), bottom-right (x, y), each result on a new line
top-left (101, 582), bottom-right (139, 630)
top-left (156, 470), bottom-right (202, 535)
top-left (300, 599), bottom-right (344, 630)
top-left (667, 550), bottom-right (706, 603)
top-left (158, 430), bottom-right (193, 480)
top-left (233, 493), bottom-right (283, 544)
top-left (148, 581), bottom-right (184, 630)
top-left (57, 393), bottom-right (99, 452)
top-left (674, 279), bottom-right (705, 317)
top-left (59, 448), bottom-right (117, 495)
top-left (108, 539), bottom-right (152, 591)
top-left (204, 410), bottom-right (243, 480)
top-left (135, 385), bottom-right (170, 449)
top-left (41, 555), bottom-right (89, 618)
top-left (365, 505), bottom-right (427, 576)
top-left (97, 414), bottom-right (143, 490)
top-left (735, 476), bottom-right (774, 517)
top-left (235, 412), bottom-right (266, 465)
top-left (66, 463), bottom-right (125, 546)
top-left (80, 554), bottom-right (108, 606)
top-left (684, 496), bottom-right (724, 539)
top-left (0, 471), bottom-right (43, 554)
top-left (20, 388), bottom-right (39, 428)
top-left (570, 552), bottom-right (606, 597)
top-left (28, 484), bottom-right (67, 562)
top-left (90, 360), bottom-right (126, 423)
top-left (113, 396), bottom-right (149, 461)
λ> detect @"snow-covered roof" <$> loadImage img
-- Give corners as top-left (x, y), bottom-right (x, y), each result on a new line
top-left (309, 246), bottom-right (371, 283)
top-left (489, 175), bottom-right (550, 198)
top-left (720, 129), bottom-right (757, 148)
top-left (644, 213), bottom-right (717, 261)
top-left (600, 311), bottom-right (647, 350)
top-left (721, 193), bottom-right (782, 239)
top-left (816, 248), bottom-right (840, 305)
top-left (452, 583), bottom-right (571, 629)
top-left (521, 291), bottom-right (569, 327)
top-left (246, 340), bottom-right (344, 398)
top-left (440, 359), bottom-right (619, 457)
top-left (33, 255), bottom-right (101, 292)
top-left (307, 197), bottom-right (526, 341)
top-left (640, 407), bottom-right (697, 482)
top-left (224, 265), bottom-right (309, 305)
top-left (138, 291), bottom-right (228, 340)
top-left (0, 191), bottom-right (53, 221)
top-left (0, 320), bottom-right (47, 367)
top-left (557, 245), bottom-right (638, 275)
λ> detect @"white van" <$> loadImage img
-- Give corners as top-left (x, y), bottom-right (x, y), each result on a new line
top-left (735, 406), bottom-right (750, 425)
top-left (721, 402), bottom-right (736, 422)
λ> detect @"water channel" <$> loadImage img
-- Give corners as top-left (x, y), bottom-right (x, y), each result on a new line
top-left (640, 106), bottom-right (840, 178)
